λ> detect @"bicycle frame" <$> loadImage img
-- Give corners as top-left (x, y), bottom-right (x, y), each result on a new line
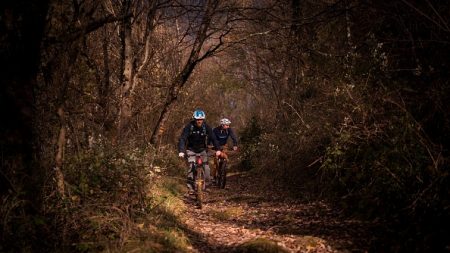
top-left (209, 147), bottom-right (237, 189)
top-left (215, 147), bottom-right (236, 189)
top-left (190, 154), bottom-right (205, 208)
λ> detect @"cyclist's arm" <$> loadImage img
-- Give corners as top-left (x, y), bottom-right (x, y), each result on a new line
top-left (206, 125), bottom-right (221, 150)
top-left (229, 128), bottom-right (238, 146)
top-left (178, 124), bottom-right (190, 153)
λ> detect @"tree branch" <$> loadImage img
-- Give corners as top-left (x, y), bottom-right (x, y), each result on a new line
top-left (47, 14), bottom-right (132, 43)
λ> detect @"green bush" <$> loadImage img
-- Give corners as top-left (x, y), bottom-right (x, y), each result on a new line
top-left (41, 143), bottom-right (187, 252)
top-left (319, 99), bottom-right (449, 251)
top-left (239, 116), bottom-right (263, 171)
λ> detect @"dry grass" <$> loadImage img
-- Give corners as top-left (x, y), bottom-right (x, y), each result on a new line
top-left (210, 206), bottom-right (244, 221)
top-left (235, 238), bottom-right (289, 253)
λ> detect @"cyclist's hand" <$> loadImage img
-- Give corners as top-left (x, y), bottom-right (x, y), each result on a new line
top-left (215, 150), bottom-right (221, 157)
top-left (178, 152), bottom-right (185, 158)
top-left (233, 146), bottom-right (238, 151)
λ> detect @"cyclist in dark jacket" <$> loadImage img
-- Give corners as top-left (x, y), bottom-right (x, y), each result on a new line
top-left (213, 118), bottom-right (238, 148)
top-left (210, 118), bottom-right (238, 183)
top-left (178, 110), bottom-right (221, 192)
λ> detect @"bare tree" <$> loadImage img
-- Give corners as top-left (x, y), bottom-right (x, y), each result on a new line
top-left (150, 0), bottom-right (234, 145)
top-left (116, 0), bottom-right (160, 142)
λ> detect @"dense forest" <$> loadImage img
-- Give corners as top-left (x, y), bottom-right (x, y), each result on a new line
top-left (1, 0), bottom-right (449, 252)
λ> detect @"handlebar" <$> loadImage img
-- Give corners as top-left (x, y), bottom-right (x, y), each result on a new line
top-left (207, 145), bottom-right (239, 152)
top-left (206, 146), bottom-right (239, 158)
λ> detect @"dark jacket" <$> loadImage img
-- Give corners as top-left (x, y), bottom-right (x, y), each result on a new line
top-left (213, 126), bottom-right (238, 146)
top-left (178, 121), bottom-right (220, 153)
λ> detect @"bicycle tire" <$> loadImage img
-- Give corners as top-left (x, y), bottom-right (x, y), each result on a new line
top-left (218, 159), bottom-right (227, 189)
top-left (195, 166), bottom-right (205, 208)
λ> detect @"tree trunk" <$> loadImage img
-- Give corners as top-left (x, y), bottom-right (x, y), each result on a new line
top-left (116, 0), bottom-right (157, 143)
top-left (150, 65), bottom-right (195, 145)
top-left (117, 1), bottom-right (133, 143)
top-left (100, 25), bottom-right (113, 134)
top-left (0, 1), bottom-right (49, 205)
top-left (55, 107), bottom-right (66, 197)
top-left (150, 0), bottom-right (218, 145)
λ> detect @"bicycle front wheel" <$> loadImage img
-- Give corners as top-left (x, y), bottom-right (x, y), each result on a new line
top-left (218, 160), bottom-right (227, 189)
top-left (195, 167), bottom-right (205, 208)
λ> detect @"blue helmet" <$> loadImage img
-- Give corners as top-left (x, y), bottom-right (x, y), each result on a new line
top-left (192, 110), bottom-right (206, 119)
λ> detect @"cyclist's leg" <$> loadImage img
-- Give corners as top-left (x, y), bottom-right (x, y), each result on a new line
top-left (211, 153), bottom-right (217, 183)
top-left (208, 148), bottom-right (217, 182)
top-left (221, 152), bottom-right (228, 160)
top-left (221, 144), bottom-right (229, 160)
top-left (200, 150), bottom-right (211, 184)
top-left (186, 150), bottom-right (196, 192)
top-left (213, 155), bottom-right (219, 178)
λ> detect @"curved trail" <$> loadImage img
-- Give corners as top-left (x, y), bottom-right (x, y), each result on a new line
top-left (181, 172), bottom-right (373, 252)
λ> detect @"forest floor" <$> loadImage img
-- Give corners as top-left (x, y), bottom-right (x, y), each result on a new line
top-left (179, 172), bottom-right (376, 253)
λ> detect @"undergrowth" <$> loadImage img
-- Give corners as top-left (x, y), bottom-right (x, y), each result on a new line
top-left (234, 238), bottom-right (289, 253)
top-left (0, 144), bottom-right (193, 252)
top-left (239, 84), bottom-right (449, 252)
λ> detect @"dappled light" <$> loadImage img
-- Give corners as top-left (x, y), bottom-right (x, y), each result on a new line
top-left (1, 0), bottom-right (449, 252)
top-left (183, 173), bottom-right (369, 252)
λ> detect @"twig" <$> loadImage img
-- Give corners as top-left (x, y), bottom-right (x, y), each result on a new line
top-left (307, 156), bottom-right (323, 168)
top-left (406, 176), bottom-right (443, 213)
top-left (0, 170), bottom-right (17, 194)
top-left (400, 0), bottom-right (450, 32)
top-left (282, 101), bottom-right (309, 128)
top-left (383, 97), bottom-right (440, 170)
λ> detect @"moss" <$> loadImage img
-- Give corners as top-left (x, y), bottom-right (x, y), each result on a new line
top-left (159, 228), bottom-right (191, 252)
top-left (295, 236), bottom-right (327, 252)
top-left (121, 229), bottom-right (191, 253)
top-left (235, 238), bottom-right (289, 253)
top-left (210, 206), bottom-right (244, 221)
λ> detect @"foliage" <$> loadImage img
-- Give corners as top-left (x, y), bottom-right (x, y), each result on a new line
top-left (2, 0), bottom-right (450, 252)
top-left (319, 91), bottom-right (449, 251)
top-left (239, 116), bottom-right (263, 171)
top-left (0, 193), bottom-right (43, 252)
top-left (231, 1), bottom-right (450, 251)
top-left (32, 144), bottom-right (188, 252)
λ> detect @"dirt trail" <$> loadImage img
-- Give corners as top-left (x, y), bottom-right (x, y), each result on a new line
top-left (181, 172), bottom-right (374, 253)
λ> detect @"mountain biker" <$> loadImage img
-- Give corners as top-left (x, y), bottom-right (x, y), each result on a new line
top-left (178, 109), bottom-right (221, 193)
top-left (211, 118), bottom-right (238, 183)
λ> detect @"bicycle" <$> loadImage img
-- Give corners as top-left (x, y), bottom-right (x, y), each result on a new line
top-left (212, 147), bottom-right (237, 189)
top-left (189, 154), bottom-right (206, 208)
top-left (216, 154), bottom-right (227, 189)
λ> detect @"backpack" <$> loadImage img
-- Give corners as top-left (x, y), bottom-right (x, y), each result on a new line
top-left (189, 122), bottom-right (207, 136)
top-left (189, 122), bottom-right (208, 147)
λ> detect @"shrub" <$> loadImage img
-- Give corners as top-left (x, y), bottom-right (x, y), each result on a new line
top-left (239, 116), bottom-right (263, 171)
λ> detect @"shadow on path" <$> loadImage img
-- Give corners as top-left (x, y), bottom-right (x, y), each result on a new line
top-left (180, 172), bottom-right (376, 252)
